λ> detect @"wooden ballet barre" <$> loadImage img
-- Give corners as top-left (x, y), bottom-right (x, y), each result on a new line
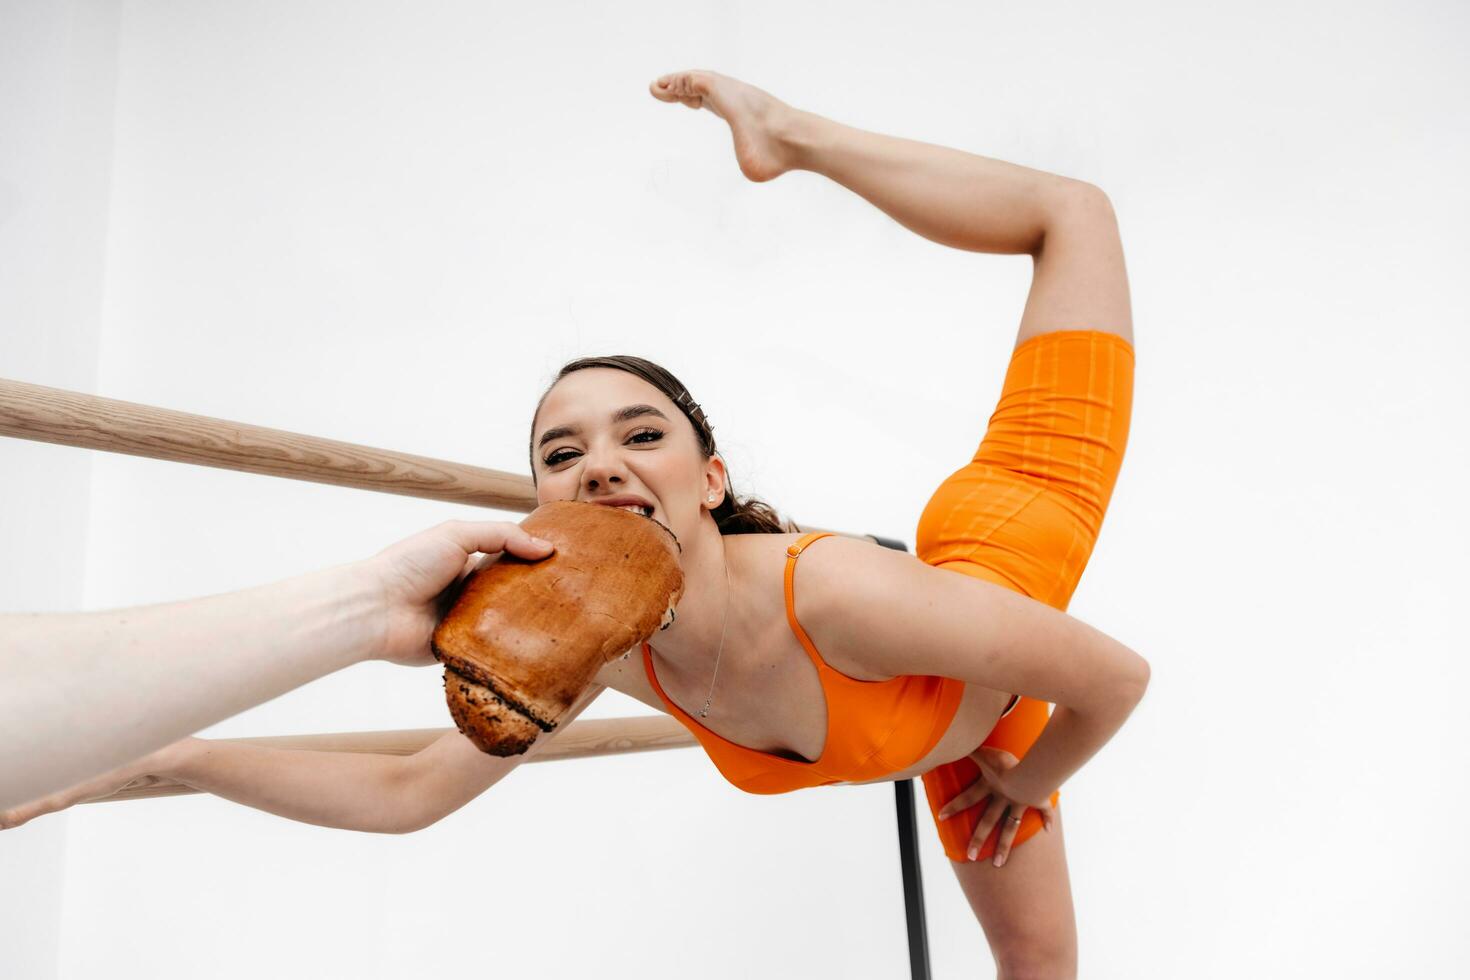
top-left (0, 376), bottom-right (536, 510)
top-left (0, 376), bottom-right (871, 541)
top-left (82, 715), bottom-right (698, 804)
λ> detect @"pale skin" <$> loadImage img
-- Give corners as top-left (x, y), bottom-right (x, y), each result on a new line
top-left (0, 519), bottom-right (555, 810)
top-left (3, 70), bottom-right (1142, 980)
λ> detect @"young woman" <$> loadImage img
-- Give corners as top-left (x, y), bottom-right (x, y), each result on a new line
top-left (3, 71), bottom-right (1145, 978)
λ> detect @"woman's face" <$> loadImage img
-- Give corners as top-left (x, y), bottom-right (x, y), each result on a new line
top-left (532, 368), bottom-right (723, 549)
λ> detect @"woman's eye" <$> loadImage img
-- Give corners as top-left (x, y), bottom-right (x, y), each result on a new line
top-left (543, 428), bottom-right (663, 467)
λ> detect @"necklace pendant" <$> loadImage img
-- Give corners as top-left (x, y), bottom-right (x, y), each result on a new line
top-left (698, 699), bottom-right (711, 718)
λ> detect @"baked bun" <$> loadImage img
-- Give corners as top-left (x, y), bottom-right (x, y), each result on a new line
top-left (431, 499), bottom-right (684, 756)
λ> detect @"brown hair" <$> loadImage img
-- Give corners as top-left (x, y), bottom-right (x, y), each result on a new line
top-left (528, 355), bottom-right (793, 535)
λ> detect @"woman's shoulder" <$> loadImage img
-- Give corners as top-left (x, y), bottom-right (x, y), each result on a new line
top-left (789, 530), bottom-right (903, 574)
top-left (722, 528), bottom-right (904, 615)
top-left (778, 532), bottom-right (916, 681)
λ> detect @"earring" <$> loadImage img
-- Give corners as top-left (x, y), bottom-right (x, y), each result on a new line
top-left (708, 493), bottom-right (715, 503)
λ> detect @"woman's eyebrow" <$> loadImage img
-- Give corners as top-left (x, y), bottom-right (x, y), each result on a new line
top-left (537, 404), bottom-right (671, 449)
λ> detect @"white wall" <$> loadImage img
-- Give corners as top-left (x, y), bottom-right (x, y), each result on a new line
top-left (0, 1), bottom-right (120, 977)
top-left (3, 0), bottom-right (1467, 977)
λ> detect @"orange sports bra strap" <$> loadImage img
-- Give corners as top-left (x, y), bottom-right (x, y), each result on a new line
top-left (785, 531), bottom-right (834, 558)
top-left (783, 532), bottom-right (836, 669)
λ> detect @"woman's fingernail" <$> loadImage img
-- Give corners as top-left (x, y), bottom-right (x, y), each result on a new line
top-left (994, 854), bottom-right (1005, 867)
top-left (967, 847), bottom-right (977, 861)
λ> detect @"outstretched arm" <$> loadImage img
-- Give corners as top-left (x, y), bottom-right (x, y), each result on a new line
top-left (2, 683), bottom-right (608, 834)
top-left (171, 680), bottom-right (610, 833)
top-left (0, 519), bottom-right (554, 810)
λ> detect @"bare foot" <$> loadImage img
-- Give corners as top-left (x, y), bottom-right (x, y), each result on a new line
top-left (648, 70), bottom-right (800, 182)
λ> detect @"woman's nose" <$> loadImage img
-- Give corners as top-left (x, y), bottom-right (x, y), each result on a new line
top-left (579, 449), bottom-right (626, 491)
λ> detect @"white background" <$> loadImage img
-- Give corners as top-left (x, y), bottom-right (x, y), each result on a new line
top-left (3, 1), bottom-right (1467, 977)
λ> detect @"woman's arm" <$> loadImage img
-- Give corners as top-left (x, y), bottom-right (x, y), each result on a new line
top-left (176, 679), bottom-right (609, 833)
top-left (1, 682), bottom-right (609, 835)
top-left (0, 734), bottom-right (414, 834)
top-left (167, 736), bottom-right (424, 833)
top-left (805, 537), bottom-right (1148, 804)
top-left (2, 735), bottom-right (442, 834)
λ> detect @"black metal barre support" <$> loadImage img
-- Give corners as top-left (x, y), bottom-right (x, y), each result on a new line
top-left (871, 533), bottom-right (932, 980)
top-left (894, 778), bottom-right (932, 980)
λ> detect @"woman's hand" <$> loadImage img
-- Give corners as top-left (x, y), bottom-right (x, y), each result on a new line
top-left (935, 746), bottom-right (1057, 867)
top-left (362, 519), bottom-right (556, 667)
top-left (0, 738), bottom-right (196, 830)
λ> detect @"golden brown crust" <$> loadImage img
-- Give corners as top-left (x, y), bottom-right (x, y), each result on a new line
top-left (432, 500), bottom-right (684, 755)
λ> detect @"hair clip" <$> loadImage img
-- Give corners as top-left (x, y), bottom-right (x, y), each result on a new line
top-left (677, 392), bottom-right (708, 426)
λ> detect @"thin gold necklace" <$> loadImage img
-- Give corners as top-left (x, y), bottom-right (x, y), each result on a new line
top-left (643, 535), bottom-right (732, 718)
top-left (697, 540), bottom-right (733, 718)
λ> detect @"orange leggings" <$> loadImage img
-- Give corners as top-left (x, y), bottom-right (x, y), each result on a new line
top-left (914, 330), bottom-right (1135, 863)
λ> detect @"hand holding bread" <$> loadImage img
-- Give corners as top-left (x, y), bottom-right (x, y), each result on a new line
top-left (432, 500), bottom-right (685, 756)
top-left (363, 519), bottom-right (559, 667)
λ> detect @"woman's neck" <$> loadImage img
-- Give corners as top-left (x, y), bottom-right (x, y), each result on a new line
top-left (646, 522), bottom-right (747, 676)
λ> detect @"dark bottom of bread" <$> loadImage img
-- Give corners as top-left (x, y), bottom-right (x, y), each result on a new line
top-left (442, 668), bottom-right (550, 757)
top-left (431, 638), bottom-right (556, 731)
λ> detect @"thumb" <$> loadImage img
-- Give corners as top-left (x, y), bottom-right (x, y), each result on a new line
top-left (971, 748), bottom-right (1024, 796)
top-left (501, 530), bottom-right (556, 560)
top-left (436, 521), bottom-right (551, 563)
top-left (974, 746), bottom-right (1020, 772)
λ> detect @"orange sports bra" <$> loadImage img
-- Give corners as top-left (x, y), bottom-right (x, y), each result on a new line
top-left (642, 531), bottom-right (1005, 794)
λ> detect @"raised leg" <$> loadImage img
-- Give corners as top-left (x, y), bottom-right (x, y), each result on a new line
top-left (650, 70), bottom-right (1133, 348)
